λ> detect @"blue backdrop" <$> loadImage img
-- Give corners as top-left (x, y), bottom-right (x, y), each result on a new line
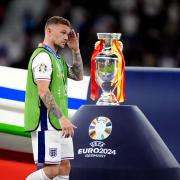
top-left (87, 67), bottom-right (180, 163)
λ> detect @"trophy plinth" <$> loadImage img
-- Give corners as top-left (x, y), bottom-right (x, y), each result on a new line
top-left (95, 33), bottom-right (121, 105)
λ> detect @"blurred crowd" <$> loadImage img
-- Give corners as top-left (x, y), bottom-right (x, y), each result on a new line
top-left (0, 0), bottom-right (180, 75)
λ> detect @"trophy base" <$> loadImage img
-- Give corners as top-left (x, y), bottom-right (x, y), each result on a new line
top-left (96, 93), bottom-right (119, 105)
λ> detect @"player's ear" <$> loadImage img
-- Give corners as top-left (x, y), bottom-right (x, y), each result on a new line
top-left (46, 27), bottom-right (52, 36)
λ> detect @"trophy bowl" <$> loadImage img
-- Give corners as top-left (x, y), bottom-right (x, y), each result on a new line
top-left (95, 33), bottom-right (121, 105)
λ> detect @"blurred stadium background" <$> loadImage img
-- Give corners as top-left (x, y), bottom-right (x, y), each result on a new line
top-left (0, 0), bottom-right (180, 179)
top-left (0, 0), bottom-right (179, 73)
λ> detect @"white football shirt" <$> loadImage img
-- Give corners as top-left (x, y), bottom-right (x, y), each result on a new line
top-left (32, 52), bottom-right (52, 82)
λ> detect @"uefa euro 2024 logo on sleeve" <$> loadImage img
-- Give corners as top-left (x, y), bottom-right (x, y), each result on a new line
top-left (89, 116), bottom-right (112, 140)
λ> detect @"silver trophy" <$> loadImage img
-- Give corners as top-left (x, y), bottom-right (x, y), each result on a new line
top-left (95, 33), bottom-right (121, 105)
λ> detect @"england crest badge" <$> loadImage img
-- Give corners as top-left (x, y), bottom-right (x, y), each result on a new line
top-left (49, 148), bottom-right (57, 158)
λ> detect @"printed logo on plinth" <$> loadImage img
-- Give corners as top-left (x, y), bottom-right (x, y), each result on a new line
top-left (77, 116), bottom-right (117, 158)
top-left (89, 116), bottom-right (112, 140)
top-left (78, 140), bottom-right (116, 158)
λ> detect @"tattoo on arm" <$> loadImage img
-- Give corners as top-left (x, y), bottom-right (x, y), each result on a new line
top-left (41, 91), bottom-right (62, 119)
top-left (68, 51), bottom-right (83, 80)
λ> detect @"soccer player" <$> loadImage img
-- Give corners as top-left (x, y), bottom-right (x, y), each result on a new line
top-left (24, 16), bottom-right (83, 180)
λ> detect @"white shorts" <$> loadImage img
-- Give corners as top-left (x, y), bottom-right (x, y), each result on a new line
top-left (31, 130), bottom-right (74, 164)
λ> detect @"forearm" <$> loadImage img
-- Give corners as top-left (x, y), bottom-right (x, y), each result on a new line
top-left (69, 50), bottom-right (83, 80)
top-left (40, 90), bottom-right (63, 119)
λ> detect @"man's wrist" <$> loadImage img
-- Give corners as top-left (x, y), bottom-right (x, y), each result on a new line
top-left (59, 115), bottom-right (64, 120)
top-left (73, 49), bottom-right (80, 54)
top-left (59, 115), bottom-right (66, 120)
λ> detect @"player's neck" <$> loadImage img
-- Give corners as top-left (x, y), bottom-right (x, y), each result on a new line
top-left (43, 40), bottom-right (58, 53)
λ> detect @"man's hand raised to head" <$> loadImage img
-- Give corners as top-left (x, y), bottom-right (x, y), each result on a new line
top-left (67, 29), bottom-right (79, 52)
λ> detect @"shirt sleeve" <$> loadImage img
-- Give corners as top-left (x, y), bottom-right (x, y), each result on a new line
top-left (32, 52), bottom-right (52, 82)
